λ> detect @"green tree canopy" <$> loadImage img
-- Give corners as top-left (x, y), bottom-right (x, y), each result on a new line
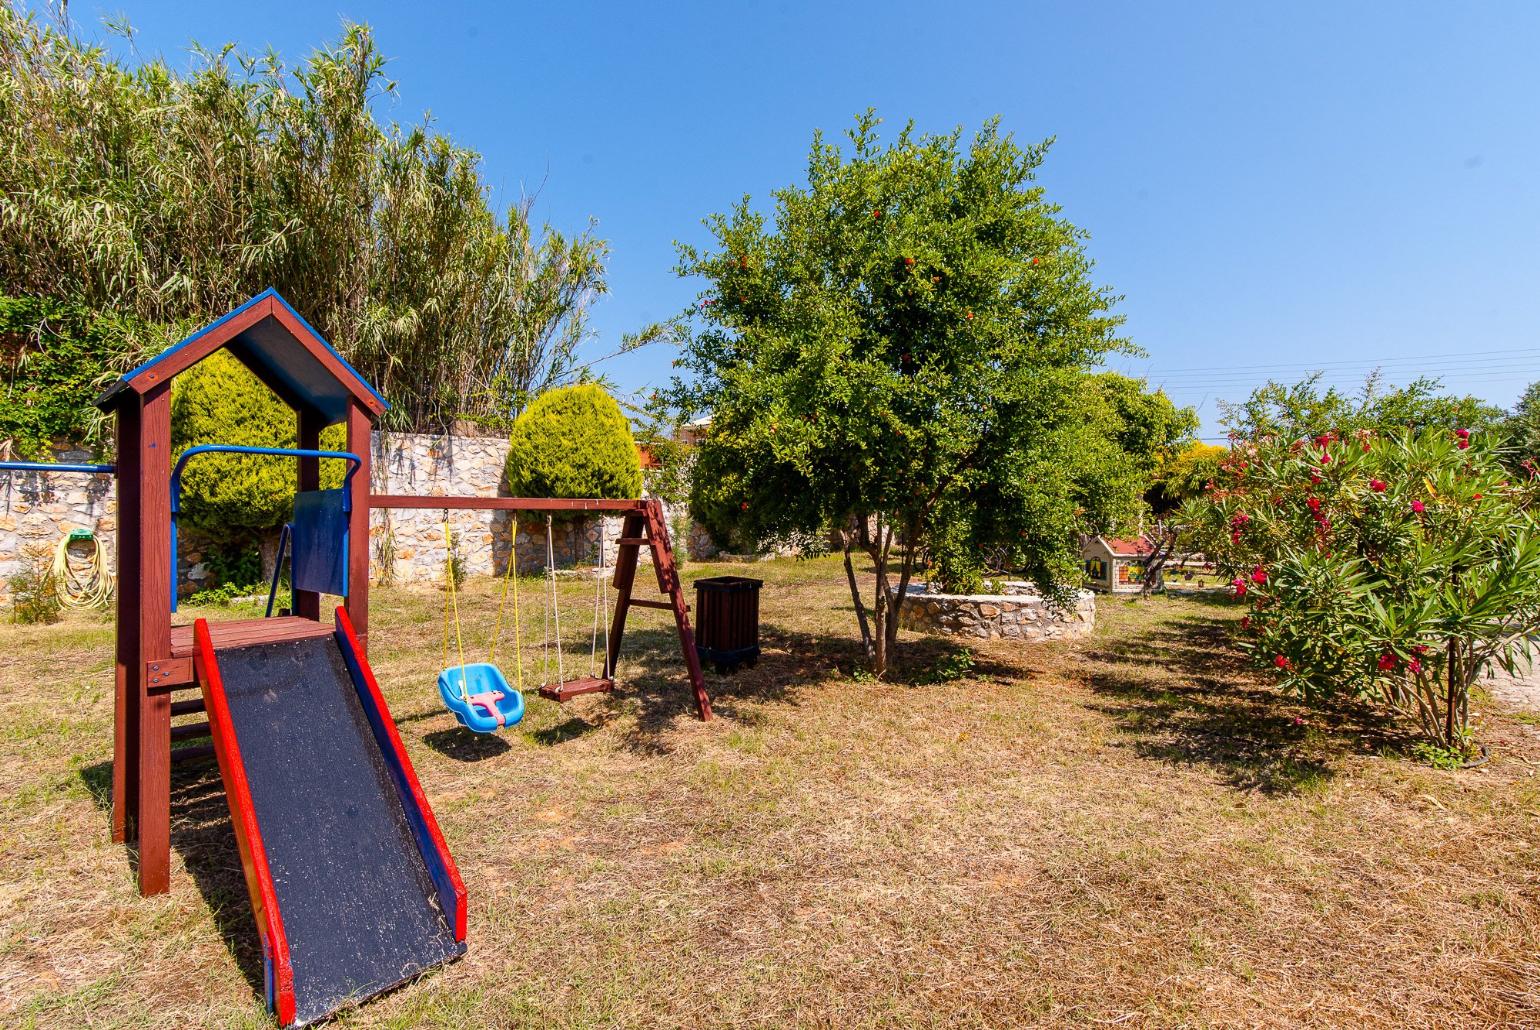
top-left (505, 384), bottom-right (642, 501)
top-left (0, 7), bottom-right (665, 433)
top-left (1219, 372), bottom-right (1503, 442)
top-left (670, 112), bottom-right (1133, 674)
top-left (1503, 380), bottom-right (1540, 473)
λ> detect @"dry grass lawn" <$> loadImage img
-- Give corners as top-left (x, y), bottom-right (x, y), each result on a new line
top-left (1, 555), bottom-right (1538, 1028)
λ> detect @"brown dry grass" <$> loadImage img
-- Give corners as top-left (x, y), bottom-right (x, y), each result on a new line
top-left (1, 556), bottom-right (1538, 1028)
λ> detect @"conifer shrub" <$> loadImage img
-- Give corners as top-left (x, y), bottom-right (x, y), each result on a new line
top-left (505, 384), bottom-right (641, 501)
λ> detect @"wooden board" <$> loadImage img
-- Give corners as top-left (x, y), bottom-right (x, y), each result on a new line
top-left (537, 676), bottom-right (615, 702)
top-left (371, 495), bottom-right (646, 513)
top-left (172, 617), bottom-right (335, 659)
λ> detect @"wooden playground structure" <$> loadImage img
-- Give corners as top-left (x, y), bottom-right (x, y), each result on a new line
top-left (2, 290), bottom-right (711, 1025)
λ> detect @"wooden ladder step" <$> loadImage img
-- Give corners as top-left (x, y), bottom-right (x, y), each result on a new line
top-left (170, 721), bottom-right (211, 743)
top-left (615, 536), bottom-right (651, 546)
top-left (171, 698), bottom-right (205, 717)
top-left (538, 676), bottom-right (615, 702)
top-left (626, 597), bottom-right (684, 612)
top-left (171, 744), bottom-right (216, 766)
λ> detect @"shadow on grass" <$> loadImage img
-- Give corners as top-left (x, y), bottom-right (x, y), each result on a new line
top-left (525, 715), bottom-right (599, 746)
top-left (601, 621), bottom-right (857, 753)
top-left (422, 727), bottom-right (510, 761)
top-left (1080, 600), bottom-right (1409, 794)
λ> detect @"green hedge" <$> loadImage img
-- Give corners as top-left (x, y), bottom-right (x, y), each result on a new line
top-left (171, 351), bottom-right (345, 536)
top-left (505, 384), bottom-right (641, 500)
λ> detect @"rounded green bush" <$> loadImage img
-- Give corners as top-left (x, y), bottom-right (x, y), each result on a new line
top-left (505, 384), bottom-right (642, 500)
top-left (171, 351), bottom-right (345, 535)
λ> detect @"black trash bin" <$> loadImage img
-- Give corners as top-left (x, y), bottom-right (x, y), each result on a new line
top-left (693, 576), bottom-right (762, 673)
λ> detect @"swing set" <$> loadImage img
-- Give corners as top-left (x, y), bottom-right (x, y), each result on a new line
top-left (437, 515), bottom-right (620, 733)
top-left (377, 492), bottom-right (712, 727)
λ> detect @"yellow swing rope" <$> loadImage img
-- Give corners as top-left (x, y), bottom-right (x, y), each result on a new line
top-left (441, 520), bottom-right (470, 700)
top-left (488, 520), bottom-right (522, 692)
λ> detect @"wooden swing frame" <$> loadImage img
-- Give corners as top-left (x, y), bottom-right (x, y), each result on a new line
top-left (374, 493), bottom-right (712, 722)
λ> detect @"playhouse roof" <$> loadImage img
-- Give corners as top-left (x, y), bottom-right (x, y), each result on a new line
top-left (1101, 536), bottom-right (1154, 557)
top-left (95, 289), bottom-right (388, 425)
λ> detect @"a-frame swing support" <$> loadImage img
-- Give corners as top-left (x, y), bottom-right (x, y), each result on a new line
top-left (372, 495), bottom-right (712, 721)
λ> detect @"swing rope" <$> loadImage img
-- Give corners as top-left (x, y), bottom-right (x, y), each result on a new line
top-left (488, 519), bottom-right (522, 693)
top-left (441, 520), bottom-right (470, 701)
top-left (589, 529), bottom-right (607, 678)
top-left (546, 515), bottom-right (565, 686)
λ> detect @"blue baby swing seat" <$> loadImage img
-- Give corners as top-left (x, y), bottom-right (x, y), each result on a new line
top-left (438, 663), bottom-right (525, 733)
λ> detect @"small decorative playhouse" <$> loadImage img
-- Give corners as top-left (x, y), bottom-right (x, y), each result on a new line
top-left (1081, 535), bottom-right (1161, 593)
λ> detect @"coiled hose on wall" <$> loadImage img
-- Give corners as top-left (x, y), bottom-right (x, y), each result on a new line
top-left (52, 529), bottom-right (114, 610)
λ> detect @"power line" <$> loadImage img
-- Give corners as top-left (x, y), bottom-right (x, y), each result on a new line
top-left (1116, 345), bottom-right (1540, 376)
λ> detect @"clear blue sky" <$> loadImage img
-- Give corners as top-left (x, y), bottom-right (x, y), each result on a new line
top-left (71, 0), bottom-right (1540, 438)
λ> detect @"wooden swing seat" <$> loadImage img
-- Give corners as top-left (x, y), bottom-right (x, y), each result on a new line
top-left (538, 676), bottom-right (614, 703)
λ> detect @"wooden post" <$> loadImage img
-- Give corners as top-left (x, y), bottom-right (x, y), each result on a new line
top-left (136, 382), bottom-right (174, 895)
top-left (112, 397), bottom-right (143, 845)
top-left (345, 401), bottom-right (371, 648)
top-left (606, 511), bottom-right (645, 679)
top-left (293, 410), bottom-right (323, 620)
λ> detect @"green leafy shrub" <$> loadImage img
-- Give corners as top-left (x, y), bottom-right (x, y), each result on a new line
top-left (171, 352), bottom-right (346, 537)
top-left (505, 384), bottom-right (641, 500)
top-left (8, 545), bottom-right (61, 624)
top-left (1184, 427), bottom-right (1540, 755)
top-left (0, 295), bottom-right (169, 459)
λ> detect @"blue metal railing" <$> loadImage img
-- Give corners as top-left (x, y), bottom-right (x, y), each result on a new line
top-left (170, 445), bottom-right (361, 613)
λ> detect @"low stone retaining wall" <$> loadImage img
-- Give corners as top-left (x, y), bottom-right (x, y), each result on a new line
top-left (894, 581), bottom-right (1095, 642)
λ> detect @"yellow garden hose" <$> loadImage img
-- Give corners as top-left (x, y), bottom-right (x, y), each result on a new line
top-left (52, 529), bottom-right (113, 610)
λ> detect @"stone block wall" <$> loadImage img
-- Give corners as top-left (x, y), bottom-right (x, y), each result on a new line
top-left (1, 431), bottom-right (718, 601)
top-left (894, 582), bottom-right (1095, 642)
top-left (0, 449), bottom-right (117, 600)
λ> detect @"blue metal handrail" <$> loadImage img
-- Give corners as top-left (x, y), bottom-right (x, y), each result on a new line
top-left (0, 460), bottom-right (115, 474)
top-left (170, 445), bottom-right (361, 613)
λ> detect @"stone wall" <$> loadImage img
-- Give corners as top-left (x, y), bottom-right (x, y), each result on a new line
top-left (894, 582), bottom-right (1095, 642)
top-left (1, 431), bottom-right (718, 601)
top-left (0, 449), bottom-right (117, 601)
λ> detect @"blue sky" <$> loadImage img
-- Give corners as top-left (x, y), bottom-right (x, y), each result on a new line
top-left (73, 0), bottom-right (1540, 438)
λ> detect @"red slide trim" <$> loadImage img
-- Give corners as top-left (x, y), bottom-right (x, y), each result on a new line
top-left (334, 607), bottom-right (468, 941)
top-left (194, 619), bottom-right (297, 1026)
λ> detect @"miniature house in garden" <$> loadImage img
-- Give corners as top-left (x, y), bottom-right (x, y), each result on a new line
top-left (1081, 535), bottom-right (1160, 593)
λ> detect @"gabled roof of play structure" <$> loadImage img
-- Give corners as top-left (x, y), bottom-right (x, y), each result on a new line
top-left (95, 289), bottom-right (389, 424)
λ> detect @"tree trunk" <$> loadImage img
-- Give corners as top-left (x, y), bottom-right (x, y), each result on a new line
top-left (843, 538), bottom-right (874, 660)
top-left (1140, 525), bottom-right (1177, 599)
top-left (1445, 636), bottom-right (1460, 748)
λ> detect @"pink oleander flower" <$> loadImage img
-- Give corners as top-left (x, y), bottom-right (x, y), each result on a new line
top-left (1274, 654), bottom-right (1291, 670)
top-left (1407, 658), bottom-right (1423, 675)
top-left (1307, 496), bottom-right (1322, 512)
top-left (1369, 479), bottom-right (1387, 492)
top-left (1411, 499), bottom-right (1425, 514)
top-left (1232, 577), bottom-right (1248, 597)
top-left (1250, 566), bottom-right (1267, 584)
top-left (1310, 473), bottom-right (1323, 485)
top-left (1377, 653), bottom-right (1397, 672)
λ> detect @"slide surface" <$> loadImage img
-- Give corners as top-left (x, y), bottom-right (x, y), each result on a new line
top-left (196, 611), bottom-right (465, 1027)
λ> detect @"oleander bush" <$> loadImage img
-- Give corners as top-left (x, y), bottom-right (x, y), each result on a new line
top-left (1184, 427), bottom-right (1540, 756)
